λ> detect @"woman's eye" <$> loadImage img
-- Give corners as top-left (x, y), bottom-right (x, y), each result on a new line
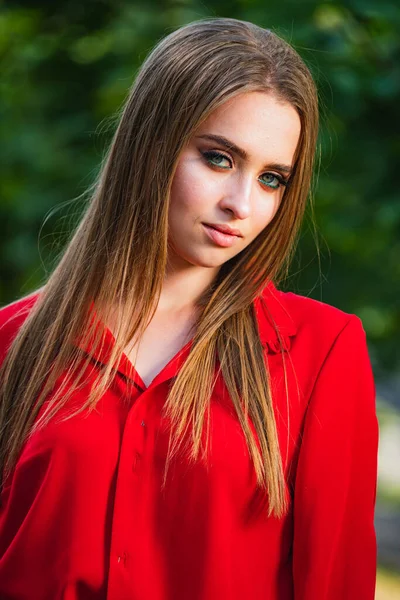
top-left (202, 150), bottom-right (231, 169)
top-left (259, 173), bottom-right (287, 190)
top-left (202, 150), bottom-right (288, 191)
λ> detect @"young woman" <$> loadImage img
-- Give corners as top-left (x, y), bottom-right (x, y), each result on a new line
top-left (0, 17), bottom-right (378, 600)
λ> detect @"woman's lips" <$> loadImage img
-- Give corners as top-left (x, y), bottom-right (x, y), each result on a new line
top-left (202, 224), bottom-right (240, 248)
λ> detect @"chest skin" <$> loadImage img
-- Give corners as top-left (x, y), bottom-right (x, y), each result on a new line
top-left (118, 307), bottom-right (198, 388)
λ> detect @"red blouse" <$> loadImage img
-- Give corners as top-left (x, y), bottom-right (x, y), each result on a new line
top-left (0, 281), bottom-right (379, 600)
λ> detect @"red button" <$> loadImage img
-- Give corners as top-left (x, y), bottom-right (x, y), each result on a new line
top-left (117, 552), bottom-right (128, 566)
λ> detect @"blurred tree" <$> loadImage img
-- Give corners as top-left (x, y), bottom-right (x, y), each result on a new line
top-left (0, 0), bottom-right (399, 377)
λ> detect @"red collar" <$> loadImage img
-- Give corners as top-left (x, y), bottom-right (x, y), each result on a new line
top-left (254, 280), bottom-right (298, 353)
top-left (73, 280), bottom-right (298, 384)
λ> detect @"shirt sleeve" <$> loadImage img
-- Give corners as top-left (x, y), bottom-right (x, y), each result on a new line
top-left (292, 315), bottom-right (379, 600)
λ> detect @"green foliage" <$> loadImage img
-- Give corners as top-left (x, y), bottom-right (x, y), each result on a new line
top-left (1, 0), bottom-right (399, 376)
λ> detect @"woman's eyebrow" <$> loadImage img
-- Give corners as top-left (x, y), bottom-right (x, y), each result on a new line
top-left (195, 133), bottom-right (293, 175)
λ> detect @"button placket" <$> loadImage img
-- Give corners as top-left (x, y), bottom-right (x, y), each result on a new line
top-left (132, 451), bottom-right (141, 472)
top-left (107, 390), bottom-right (152, 598)
top-left (132, 416), bottom-right (146, 471)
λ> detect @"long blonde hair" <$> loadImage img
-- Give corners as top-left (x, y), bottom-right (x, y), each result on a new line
top-left (0, 17), bottom-right (319, 517)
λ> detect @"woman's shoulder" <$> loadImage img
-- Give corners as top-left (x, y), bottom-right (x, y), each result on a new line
top-left (0, 289), bottom-right (43, 364)
top-left (280, 287), bottom-right (362, 329)
top-left (262, 283), bottom-right (366, 355)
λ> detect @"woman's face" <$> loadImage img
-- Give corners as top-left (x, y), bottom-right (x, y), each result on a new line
top-left (167, 91), bottom-right (301, 272)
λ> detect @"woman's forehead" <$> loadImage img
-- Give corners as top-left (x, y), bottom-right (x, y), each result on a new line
top-left (193, 92), bottom-right (301, 165)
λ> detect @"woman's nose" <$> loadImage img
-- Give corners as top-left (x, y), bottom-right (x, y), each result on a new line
top-left (218, 174), bottom-right (252, 219)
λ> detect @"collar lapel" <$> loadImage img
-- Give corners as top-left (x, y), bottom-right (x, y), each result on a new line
top-left (253, 280), bottom-right (297, 353)
top-left (73, 303), bottom-right (138, 382)
top-left (74, 279), bottom-right (297, 383)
